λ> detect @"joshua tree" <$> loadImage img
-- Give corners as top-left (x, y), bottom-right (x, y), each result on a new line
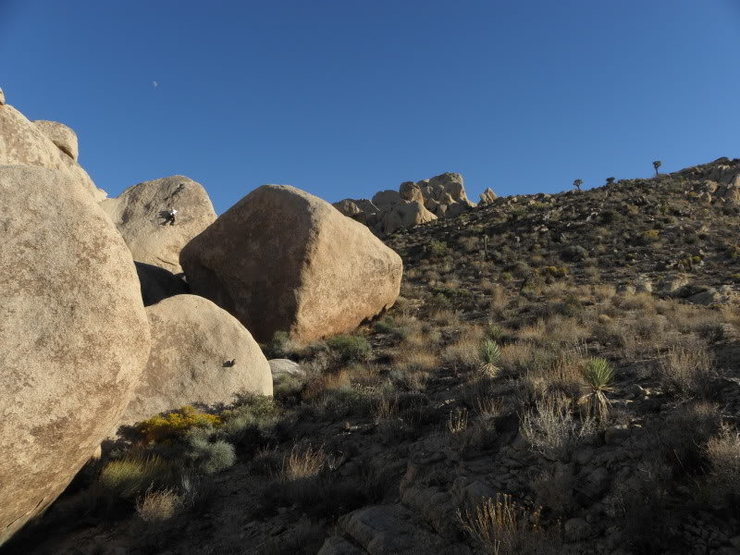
top-left (573, 179), bottom-right (583, 191)
top-left (653, 160), bottom-right (662, 176)
top-left (606, 177), bottom-right (615, 185)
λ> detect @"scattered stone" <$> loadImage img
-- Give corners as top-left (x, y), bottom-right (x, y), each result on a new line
top-left (317, 536), bottom-right (364, 555)
top-left (120, 294), bottom-right (272, 425)
top-left (101, 175), bottom-right (217, 274)
top-left (0, 165), bottom-right (151, 545)
top-left (180, 185), bottom-right (403, 343)
top-left (269, 358), bottom-right (305, 380)
top-left (564, 517), bottom-right (593, 541)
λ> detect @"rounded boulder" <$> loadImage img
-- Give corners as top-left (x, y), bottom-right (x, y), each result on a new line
top-left (101, 175), bottom-right (217, 274)
top-left (120, 295), bottom-right (273, 425)
top-left (0, 165), bottom-right (150, 545)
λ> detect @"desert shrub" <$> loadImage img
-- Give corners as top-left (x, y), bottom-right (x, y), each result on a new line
top-left (136, 488), bottom-right (182, 522)
top-left (282, 444), bottom-right (328, 481)
top-left (447, 407), bottom-right (469, 434)
top-left (264, 330), bottom-right (296, 359)
top-left (374, 316), bottom-right (410, 340)
top-left (480, 339), bottom-right (501, 374)
top-left (428, 239), bottom-right (450, 257)
top-left (532, 466), bottom-right (576, 517)
top-left (578, 358), bottom-right (614, 420)
top-left (560, 245), bottom-right (588, 262)
top-left (520, 395), bottom-right (596, 461)
top-left (137, 406), bottom-right (221, 443)
top-left (326, 334), bottom-right (372, 363)
top-left (457, 494), bottom-right (556, 554)
top-left (220, 395), bottom-right (280, 443)
top-left (659, 402), bottom-right (720, 478)
top-left (705, 424), bottom-right (740, 503)
top-left (656, 344), bottom-right (714, 397)
top-left (97, 455), bottom-right (176, 499)
top-left (184, 430), bottom-right (236, 475)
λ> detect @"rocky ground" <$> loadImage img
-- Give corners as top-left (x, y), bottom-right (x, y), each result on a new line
top-left (4, 159), bottom-right (739, 555)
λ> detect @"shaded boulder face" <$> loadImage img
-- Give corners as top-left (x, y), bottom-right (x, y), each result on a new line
top-left (181, 185), bottom-right (403, 343)
top-left (135, 262), bottom-right (190, 306)
top-left (0, 100), bottom-right (106, 201)
top-left (121, 295), bottom-right (272, 425)
top-left (0, 166), bottom-right (150, 545)
top-left (101, 175), bottom-right (217, 274)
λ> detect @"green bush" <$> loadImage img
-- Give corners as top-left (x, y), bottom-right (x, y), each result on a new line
top-left (326, 334), bottom-right (372, 363)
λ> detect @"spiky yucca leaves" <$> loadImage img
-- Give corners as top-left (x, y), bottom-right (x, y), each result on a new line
top-left (480, 339), bottom-right (502, 376)
top-left (579, 358), bottom-right (615, 420)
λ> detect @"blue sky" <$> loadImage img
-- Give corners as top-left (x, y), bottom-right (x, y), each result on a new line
top-left (2, 0), bottom-right (739, 213)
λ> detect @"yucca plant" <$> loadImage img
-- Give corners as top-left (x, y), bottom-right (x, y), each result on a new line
top-left (480, 339), bottom-right (501, 375)
top-left (579, 358), bottom-right (614, 420)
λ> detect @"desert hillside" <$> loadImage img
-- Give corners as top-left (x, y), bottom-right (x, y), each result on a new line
top-left (4, 154), bottom-right (739, 554)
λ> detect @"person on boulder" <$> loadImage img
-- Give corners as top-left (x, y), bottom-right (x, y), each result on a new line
top-left (159, 208), bottom-right (178, 226)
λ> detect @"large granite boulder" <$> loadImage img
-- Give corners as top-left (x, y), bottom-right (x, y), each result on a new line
top-left (0, 165), bottom-right (150, 545)
top-left (0, 100), bottom-right (105, 201)
top-left (180, 185), bottom-right (403, 343)
top-left (101, 175), bottom-right (217, 274)
top-left (135, 262), bottom-right (190, 306)
top-left (33, 120), bottom-right (78, 161)
top-left (121, 295), bottom-right (272, 425)
top-left (372, 189), bottom-right (402, 210)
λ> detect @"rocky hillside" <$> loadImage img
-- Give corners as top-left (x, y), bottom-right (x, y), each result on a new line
top-left (4, 157), bottom-right (739, 555)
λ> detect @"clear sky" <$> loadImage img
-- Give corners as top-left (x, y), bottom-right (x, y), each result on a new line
top-left (2, 0), bottom-right (739, 213)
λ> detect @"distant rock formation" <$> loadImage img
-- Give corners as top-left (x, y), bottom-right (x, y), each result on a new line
top-left (180, 185), bottom-right (403, 343)
top-left (334, 172), bottom-right (483, 234)
top-left (120, 295), bottom-right (272, 425)
top-left (0, 165), bottom-right (150, 545)
top-left (0, 94), bottom-right (106, 201)
top-left (479, 187), bottom-right (497, 205)
top-left (101, 175), bottom-right (217, 274)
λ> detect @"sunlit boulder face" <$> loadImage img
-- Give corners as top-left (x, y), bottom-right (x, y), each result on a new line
top-left (101, 175), bottom-right (217, 274)
top-left (0, 166), bottom-right (150, 545)
top-left (0, 93), bottom-right (106, 200)
top-left (120, 295), bottom-right (273, 425)
top-left (180, 185), bottom-right (403, 343)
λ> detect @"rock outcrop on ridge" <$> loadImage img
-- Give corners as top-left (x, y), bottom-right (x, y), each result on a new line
top-left (180, 185), bottom-right (403, 343)
top-left (334, 172), bottom-right (480, 234)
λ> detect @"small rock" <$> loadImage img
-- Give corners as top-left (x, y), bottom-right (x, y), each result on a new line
top-left (564, 517), bottom-right (593, 541)
top-left (0, 87), bottom-right (5, 105)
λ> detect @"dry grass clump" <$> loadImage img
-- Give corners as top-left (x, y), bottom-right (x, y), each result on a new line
top-left (447, 407), bottom-right (469, 434)
top-left (282, 444), bottom-right (328, 481)
top-left (656, 343), bottom-right (714, 396)
top-left (97, 455), bottom-right (175, 499)
top-left (520, 395), bottom-right (596, 461)
top-left (458, 494), bottom-right (555, 554)
top-left (442, 329), bottom-right (485, 372)
top-left (136, 489), bottom-right (182, 522)
top-left (705, 424), bottom-right (740, 501)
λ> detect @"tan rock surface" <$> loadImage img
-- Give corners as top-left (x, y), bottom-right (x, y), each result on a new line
top-left (0, 103), bottom-right (105, 200)
top-left (101, 175), bottom-right (217, 274)
top-left (379, 200), bottom-right (437, 234)
top-left (181, 185), bottom-right (403, 343)
top-left (121, 295), bottom-right (272, 425)
top-left (33, 120), bottom-right (79, 161)
top-left (0, 165), bottom-right (150, 545)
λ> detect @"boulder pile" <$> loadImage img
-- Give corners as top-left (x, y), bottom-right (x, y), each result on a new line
top-left (334, 172), bottom-right (485, 234)
top-left (0, 87), bottom-right (404, 545)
